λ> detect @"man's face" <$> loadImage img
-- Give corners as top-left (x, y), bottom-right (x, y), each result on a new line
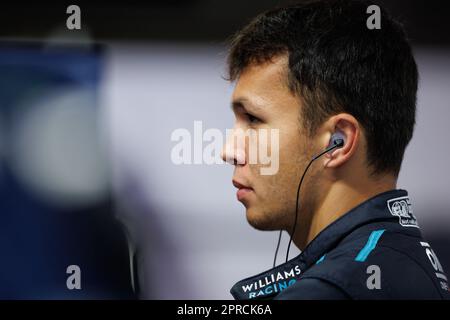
top-left (222, 55), bottom-right (316, 231)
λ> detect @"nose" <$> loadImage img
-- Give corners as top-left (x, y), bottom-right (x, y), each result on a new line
top-left (221, 128), bottom-right (246, 166)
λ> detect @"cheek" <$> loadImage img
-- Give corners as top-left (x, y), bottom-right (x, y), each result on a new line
top-left (251, 159), bottom-right (299, 203)
top-left (278, 127), bottom-right (303, 165)
top-left (260, 138), bottom-right (306, 201)
top-left (248, 128), bottom-right (303, 183)
top-left (246, 123), bottom-right (306, 189)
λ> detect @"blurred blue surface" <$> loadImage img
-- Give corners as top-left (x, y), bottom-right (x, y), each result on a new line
top-left (0, 43), bottom-right (135, 299)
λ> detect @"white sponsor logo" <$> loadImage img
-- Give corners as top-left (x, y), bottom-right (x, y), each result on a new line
top-left (421, 242), bottom-right (449, 291)
top-left (241, 265), bottom-right (301, 299)
top-left (387, 196), bottom-right (419, 228)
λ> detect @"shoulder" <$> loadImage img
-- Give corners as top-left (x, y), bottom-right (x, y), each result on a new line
top-left (297, 227), bottom-right (447, 299)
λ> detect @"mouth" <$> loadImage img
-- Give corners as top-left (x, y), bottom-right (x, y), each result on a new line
top-left (232, 179), bottom-right (254, 202)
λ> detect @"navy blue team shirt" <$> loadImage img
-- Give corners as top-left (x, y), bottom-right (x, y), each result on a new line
top-left (231, 189), bottom-right (450, 300)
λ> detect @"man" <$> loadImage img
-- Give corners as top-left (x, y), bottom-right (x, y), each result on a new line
top-left (221, 0), bottom-right (450, 299)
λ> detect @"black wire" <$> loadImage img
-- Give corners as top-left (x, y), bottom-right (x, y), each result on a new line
top-left (271, 139), bottom-right (343, 266)
top-left (272, 157), bottom-right (313, 268)
top-left (272, 230), bottom-right (283, 268)
top-left (285, 157), bottom-right (315, 263)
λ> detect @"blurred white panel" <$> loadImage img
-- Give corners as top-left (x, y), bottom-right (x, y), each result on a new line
top-left (10, 88), bottom-right (109, 207)
top-left (398, 48), bottom-right (450, 229)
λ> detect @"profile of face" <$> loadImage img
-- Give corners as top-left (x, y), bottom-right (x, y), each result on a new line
top-left (221, 55), bottom-right (318, 231)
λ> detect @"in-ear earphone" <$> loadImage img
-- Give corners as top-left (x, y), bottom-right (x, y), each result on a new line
top-left (273, 131), bottom-right (346, 268)
top-left (327, 131), bottom-right (346, 151)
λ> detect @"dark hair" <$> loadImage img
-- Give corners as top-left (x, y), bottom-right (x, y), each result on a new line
top-left (227, 0), bottom-right (418, 176)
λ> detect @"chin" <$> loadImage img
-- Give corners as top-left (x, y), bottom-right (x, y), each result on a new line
top-left (245, 206), bottom-right (283, 231)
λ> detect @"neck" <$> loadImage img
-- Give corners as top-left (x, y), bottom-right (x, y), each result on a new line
top-left (292, 174), bottom-right (396, 250)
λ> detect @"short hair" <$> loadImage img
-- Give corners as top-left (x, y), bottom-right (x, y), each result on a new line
top-left (227, 0), bottom-right (418, 176)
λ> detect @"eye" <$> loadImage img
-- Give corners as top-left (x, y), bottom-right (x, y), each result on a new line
top-left (245, 113), bottom-right (260, 124)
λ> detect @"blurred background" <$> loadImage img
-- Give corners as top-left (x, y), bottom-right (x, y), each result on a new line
top-left (0, 0), bottom-right (449, 299)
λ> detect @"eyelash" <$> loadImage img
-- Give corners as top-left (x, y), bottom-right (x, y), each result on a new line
top-left (245, 113), bottom-right (260, 124)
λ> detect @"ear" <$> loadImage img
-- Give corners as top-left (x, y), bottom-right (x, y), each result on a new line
top-left (322, 114), bottom-right (360, 169)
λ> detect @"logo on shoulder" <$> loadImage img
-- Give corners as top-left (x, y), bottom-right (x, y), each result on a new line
top-left (387, 196), bottom-right (419, 228)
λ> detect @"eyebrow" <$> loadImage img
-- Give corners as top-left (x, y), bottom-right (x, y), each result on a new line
top-left (231, 97), bottom-right (262, 113)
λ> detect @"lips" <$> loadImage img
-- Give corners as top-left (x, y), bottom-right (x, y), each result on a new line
top-left (232, 179), bottom-right (254, 201)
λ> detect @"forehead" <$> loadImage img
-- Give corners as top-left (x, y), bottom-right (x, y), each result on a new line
top-left (232, 55), bottom-right (291, 102)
